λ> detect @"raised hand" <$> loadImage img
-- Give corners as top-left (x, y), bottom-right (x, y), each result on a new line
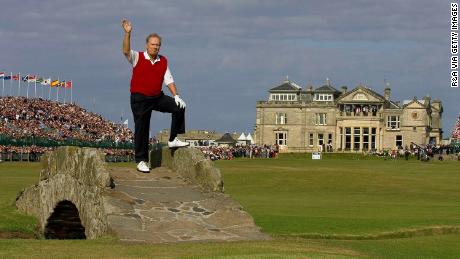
top-left (121, 19), bottom-right (132, 33)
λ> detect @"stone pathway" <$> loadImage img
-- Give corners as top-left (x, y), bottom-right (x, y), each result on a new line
top-left (104, 166), bottom-right (269, 243)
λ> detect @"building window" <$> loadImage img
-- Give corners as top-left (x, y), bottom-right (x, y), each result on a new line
top-left (270, 94), bottom-right (297, 101)
top-left (353, 127), bottom-right (361, 150)
top-left (371, 127), bottom-right (376, 150)
top-left (309, 133), bottom-right (314, 147)
top-left (362, 127), bottom-right (369, 151)
top-left (387, 115), bottom-right (400, 129)
top-left (276, 113), bottom-right (287, 124)
top-left (315, 113), bottom-right (327, 125)
top-left (318, 133), bottom-right (324, 146)
top-left (345, 127), bottom-right (351, 150)
top-left (339, 127), bottom-right (343, 150)
top-left (396, 135), bottom-right (403, 148)
top-left (276, 132), bottom-right (287, 146)
top-left (314, 93), bottom-right (333, 101)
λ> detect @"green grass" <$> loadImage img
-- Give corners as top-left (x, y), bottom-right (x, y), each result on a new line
top-left (0, 162), bottom-right (39, 233)
top-left (0, 237), bottom-right (362, 258)
top-left (215, 154), bottom-right (460, 236)
top-left (1, 156), bottom-right (460, 258)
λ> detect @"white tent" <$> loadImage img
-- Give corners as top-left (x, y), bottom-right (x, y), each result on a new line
top-left (246, 133), bottom-right (254, 144)
top-left (237, 132), bottom-right (247, 146)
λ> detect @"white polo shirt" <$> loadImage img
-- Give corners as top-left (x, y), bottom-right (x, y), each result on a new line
top-left (128, 50), bottom-right (174, 86)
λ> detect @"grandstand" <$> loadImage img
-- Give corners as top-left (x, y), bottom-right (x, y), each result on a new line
top-left (0, 96), bottom-right (134, 162)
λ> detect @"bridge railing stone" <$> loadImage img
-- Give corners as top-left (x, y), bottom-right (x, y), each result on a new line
top-left (150, 146), bottom-right (224, 192)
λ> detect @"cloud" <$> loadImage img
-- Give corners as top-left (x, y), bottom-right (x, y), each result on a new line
top-left (1, 0), bottom-right (458, 134)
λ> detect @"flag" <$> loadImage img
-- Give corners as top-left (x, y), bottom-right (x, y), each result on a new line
top-left (22, 75), bottom-right (37, 83)
top-left (65, 81), bottom-right (72, 88)
top-left (42, 78), bottom-right (51, 85)
top-left (12, 74), bottom-right (20, 80)
top-left (123, 119), bottom-right (128, 127)
top-left (36, 77), bottom-right (44, 83)
top-left (0, 72), bottom-right (4, 78)
top-left (59, 81), bottom-right (66, 87)
top-left (50, 80), bottom-right (59, 87)
top-left (4, 76), bottom-right (11, 80)
top-left (27, 75), bottom-right (37, 83)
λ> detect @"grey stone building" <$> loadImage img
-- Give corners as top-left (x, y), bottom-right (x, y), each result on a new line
top-left (255, 79), bottom-right (443, 152)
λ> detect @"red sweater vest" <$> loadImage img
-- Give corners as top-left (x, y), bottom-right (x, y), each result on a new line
top-left (130, 52), bottom-right (168, 96)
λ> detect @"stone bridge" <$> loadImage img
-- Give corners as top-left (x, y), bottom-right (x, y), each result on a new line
top-left (16, 146), bottom-right (268, 242)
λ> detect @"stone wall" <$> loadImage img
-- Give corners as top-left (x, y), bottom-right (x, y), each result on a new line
top-left (151, 147), bottom-right (224, 192)
top-left (16, 146), bottom-right (111, 239)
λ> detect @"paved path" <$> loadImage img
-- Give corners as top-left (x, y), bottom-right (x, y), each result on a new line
top-left (104, 166), bottom-right (269, 243)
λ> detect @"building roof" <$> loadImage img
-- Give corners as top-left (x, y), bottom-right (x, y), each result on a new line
top-left (315, 84), bottom-right (340, 94)
top-left (215, 133), bottom-right (237, 144)
top-left (269, 80), bottom-right (302, 92)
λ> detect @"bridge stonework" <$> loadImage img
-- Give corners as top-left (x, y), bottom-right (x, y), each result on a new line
top-left (16, 146), bottom-right (111, 239)
top-left (16, 146), bottom-right (268, 242)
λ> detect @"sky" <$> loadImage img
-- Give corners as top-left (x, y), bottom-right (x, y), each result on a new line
top-left (1, 0), bottom-right (459, 137)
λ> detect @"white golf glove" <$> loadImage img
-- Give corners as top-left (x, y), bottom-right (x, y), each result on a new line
top-left (174, 95), bottom-right (186, 109)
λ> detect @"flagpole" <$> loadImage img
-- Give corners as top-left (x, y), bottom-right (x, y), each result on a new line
top-left (9, 72), bottom-right (12, 96)
top-left (48, 81), bottom-right (51, 100)
top-left (70, 80), bottom-right (73, 104)
top-left (2, 73), bottom-right (4, 97)
top-left (64, 82), bottom-right (67, 104)
top-left (41, 78), bottom-right (44, 99)
top-left (34, 75), bottom-right (37, 98)
top-left (56, 77), bottom-right (59, 102)
top-left (26, 80), bottom-right (30, 99)
top-left (18, 73), bottom-right (21, 96)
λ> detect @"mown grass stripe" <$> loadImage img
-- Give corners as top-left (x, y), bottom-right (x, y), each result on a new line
top-left (277, 225), bottom-right (460, 240)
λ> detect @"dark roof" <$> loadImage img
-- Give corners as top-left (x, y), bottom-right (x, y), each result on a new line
top-left (269, 80), bottom-right (301, 92)
top-left (315, 85), bottom-right (341, 94)
top-left (215, 133), bottom-right (237, 144)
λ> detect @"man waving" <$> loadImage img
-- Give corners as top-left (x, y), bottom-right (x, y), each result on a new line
top-left (122, 19), bottom-right (189, 173)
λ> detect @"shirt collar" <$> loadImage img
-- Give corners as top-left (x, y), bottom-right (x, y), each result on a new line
top-left (143, 51), bottom-right (161, 64)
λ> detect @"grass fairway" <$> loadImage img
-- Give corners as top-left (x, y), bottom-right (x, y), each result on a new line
top-left (1, 156), bottom-right (460, 258)
top-left (0, 162), bottom-right (39, 234)
top-left (215, 154), bottom-right (460, 236)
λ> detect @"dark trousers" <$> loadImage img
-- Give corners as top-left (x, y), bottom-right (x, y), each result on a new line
top-left (130, 92), bottom-right (185, 163)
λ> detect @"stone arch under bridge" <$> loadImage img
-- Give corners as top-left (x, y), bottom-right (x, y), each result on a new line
top-left (45, 200), bottom-right (86, 239)
top-left (16, 146), bottom-right (268, 242)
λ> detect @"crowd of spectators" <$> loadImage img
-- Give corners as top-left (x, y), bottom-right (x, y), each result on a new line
top-left (0, 144), bottom-right (135, 162)
top-left (371, 143), bottom-right (460, 161)
top-left (0, 96), bottom-right (133, 143)
top-left (198, 145), bottom-right (279, 161)
top-left (0, 144), bottom-right (52, 161)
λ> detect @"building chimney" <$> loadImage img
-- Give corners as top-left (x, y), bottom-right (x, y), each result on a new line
top-left (431, 99), bottom-right (441, 110)
top-left (341, 86), bottom-right (347, 94)
top-left (384, 88), bottom-right (391, 100)
top-left (306, 84), bottom-right (314, 101)
top-left (423, 95), bottom-right (431, 106)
